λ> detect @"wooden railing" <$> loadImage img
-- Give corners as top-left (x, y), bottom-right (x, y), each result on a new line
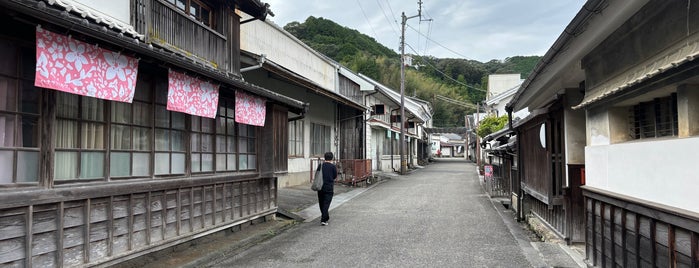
top-left (584, 188), bottom-right (699, 267)
top-left (0, 177), bottom-right (276, 267)
top-left (137, 0), bottom-right (228, 70)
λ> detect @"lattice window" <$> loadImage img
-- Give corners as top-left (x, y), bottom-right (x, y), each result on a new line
top-left (288, 120), bottom-right (304, 157)
top-left (628, 93), bottom-right (678, 139)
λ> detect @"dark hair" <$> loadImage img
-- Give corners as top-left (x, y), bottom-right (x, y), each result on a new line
top-left (324, 152), bottom-right (334, 161)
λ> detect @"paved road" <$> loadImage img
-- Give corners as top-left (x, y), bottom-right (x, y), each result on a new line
top-left (208, 159), bottom-right (535, 267)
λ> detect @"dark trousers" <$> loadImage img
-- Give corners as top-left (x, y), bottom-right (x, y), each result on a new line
top-left (317, 190), bottom-right (334, 222)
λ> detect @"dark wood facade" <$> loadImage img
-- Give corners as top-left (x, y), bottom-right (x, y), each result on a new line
top-left (0, 0), bottom-right (301, 266)
top-left (516, 104), bottom-right (585, 243)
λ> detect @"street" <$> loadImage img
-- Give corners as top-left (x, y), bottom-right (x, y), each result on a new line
top-left (206, 159), bottom-right (554, 267)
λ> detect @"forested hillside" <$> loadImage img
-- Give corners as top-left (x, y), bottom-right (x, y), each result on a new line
top-left (284, 16), bottom-right (541, 127)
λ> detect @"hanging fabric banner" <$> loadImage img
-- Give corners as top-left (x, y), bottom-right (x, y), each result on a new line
top-left (235, 90), bottom-right (266, 126)
top-left (166, 70), bottom-right (219, 118)
top-left (35, 27), bottom-right (138, 103)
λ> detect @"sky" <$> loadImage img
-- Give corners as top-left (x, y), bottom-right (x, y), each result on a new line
top-left (263, 0), bottom-right (585, 62)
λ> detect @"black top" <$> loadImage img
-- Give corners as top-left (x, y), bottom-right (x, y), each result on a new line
top-left (321, 162), bottom-right (337, 192)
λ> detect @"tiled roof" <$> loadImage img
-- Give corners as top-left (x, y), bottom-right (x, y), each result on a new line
top-left (46, 0), bottom-right (144, 40)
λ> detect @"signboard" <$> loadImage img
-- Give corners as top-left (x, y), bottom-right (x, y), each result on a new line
top-left (484, 165), bottom-right (493, 177)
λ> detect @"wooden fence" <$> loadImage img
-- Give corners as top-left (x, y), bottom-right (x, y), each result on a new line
top-left (584, 188), bottom-right (699, 267)
top-left (0, 177), bottom-right (276, 267)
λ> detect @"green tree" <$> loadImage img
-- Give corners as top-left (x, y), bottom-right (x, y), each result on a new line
top-left (477, 115), bottom-right (508, 137)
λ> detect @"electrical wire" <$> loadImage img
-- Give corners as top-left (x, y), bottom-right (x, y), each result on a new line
top-left (405, 43), bottom-right (486, 92)
top-left (376, 0), bottom-right (400, 39)
top-left (406, 24), bottom-right (473, 60)
top-left (356, 0), bottom-right (380, 41)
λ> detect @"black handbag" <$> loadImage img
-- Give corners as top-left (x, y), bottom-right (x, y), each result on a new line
top-left (311, 163), bottom-right (323, 191)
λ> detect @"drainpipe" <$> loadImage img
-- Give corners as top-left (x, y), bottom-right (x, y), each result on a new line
top-left (288, 103), bottom-right (309, 122)
top-left (240, 54), bottom-right (266, 72)
top-left (505, 105), bottom-right (514, 130)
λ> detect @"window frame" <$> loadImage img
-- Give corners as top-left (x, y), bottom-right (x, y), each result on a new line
top-left (628, 93), bottom-right (678, 140)
top-left (0, 42), bottom-right (41, 185)
top-left (288, 120), bottom-right (304, 157)
top-left (165, 0), bottom-right (214, 27)
top-left (310, 122), bottom-right (331, 157)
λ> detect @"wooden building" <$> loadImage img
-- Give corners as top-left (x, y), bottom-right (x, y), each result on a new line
top-left (0, 0), bottom-right (307, 266)
top-left (508, 0), bottom-right (699, 266)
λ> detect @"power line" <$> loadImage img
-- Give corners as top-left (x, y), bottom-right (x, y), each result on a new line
top-left (404, 43), bottom-right (486, 92)
top-left (356, 0), bottom-right (380, 41)
top-left (376, 0), bottom-right (400, 39)
top-left (406, 24), bottom-right (473, 60)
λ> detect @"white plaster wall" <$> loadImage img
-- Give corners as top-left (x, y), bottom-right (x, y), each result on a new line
top-left (73, 0), bottom-right (130, 25)
top-left (488, 74), bottom-right (521, 97)
top-left (585, 137), bottom-right (699, 213)
top-left (240, 18), bottom-right (337, 91)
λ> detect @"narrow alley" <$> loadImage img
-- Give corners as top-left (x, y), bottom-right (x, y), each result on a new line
top-left (194, 159), bottom-right (583, 267)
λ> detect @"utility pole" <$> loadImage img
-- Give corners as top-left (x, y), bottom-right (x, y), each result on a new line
top-left (399, 1), bottom-right (427, 175)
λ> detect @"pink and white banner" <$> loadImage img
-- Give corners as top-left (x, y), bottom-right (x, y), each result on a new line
top-left (167, 70), bottom-right (219, 118)
top-left (235, 91), bottom-right (266, 126)
top-left (35, 27), bottom-right (138, 103)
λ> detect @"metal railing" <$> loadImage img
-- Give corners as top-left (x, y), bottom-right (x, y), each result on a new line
top-left (310, 159), bottom-right (372, 187)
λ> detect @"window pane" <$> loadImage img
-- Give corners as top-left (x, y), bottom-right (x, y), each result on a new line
top-left (0, 79), bottom-right (18, 112)
top-left (248, 139), bottom-right (255, 153)
top-left (171, 130), bottom-right (184, 151)
top-left (172, 153), bottom-right (185, 174)
top-left (201, 8), bottom-right (210, 26)
top-left (191, 116), bottom-right (200, 132)
top-left (0, 41), bottom-right (18, 76)
top-left (201, 134), bottom-right (213, 152)
top-left (248, 155), bottom-right (256, 169)
top-left (216, 154), bottom-right (226, 171)
top-left (191, 133), bottom-right (200, 151)
top-left (155, 129), bottom-right (169, 151)
top-left (201, 153), bottom-right (213, 172)
top-left (56, 120), bottom-right (78, 149)
top-left (133, 127), bottom-right (151, 151)
top-left (111, 102), bottom-right (131, 124)
top-left (216, 117), bottom-right (225, 134)
top-left (227, 137), bottom-right (235, 152)
top-left (216, 135), bottom-right (226, 152)
top-left (20, 85), bottom-right (40, 114)
top-left (81, 97), bottom-right (104, 121)
top-left (238, 155), bottom-right (247, 170)
top-left (170, 112), bottom-right (186, 130)
top-left (226, 118), bottom-right (235, 135)
top-left (110, 152), bottom-right (131, 177)
top-left (154, 153), bottom-right (169, 175)
top-left (0, 150), bottom-right (13, 183)
top-left (155, 105), bottom-right (169, 128)
top-left (55, 151), bottom-right (78, 180)
top-left (20, 115), bottom-right (38, 148)
top-left (17, 151), bottom-right (38, 182)
top-left (175, 0), bottom-right (185, 10)
top-left (201, 118), bottom-right (213, 132)
top-left (56, 93), bottom-right (78, 118)
top-left (80, 152), bottom-right (104, 179)
top-left (81, 122), bottom-right (104, 149)
top-left (111, 124), bottom-right (131, 150)
top-left (132, 153), bottom-right (150, 176)
top-left (191, 154), bottom-right (201, 172)
top-left (227, 154), bottom-right (236, 170)
top-left (189, 2), bottom-right (198, 16)
top-left (0, 114), bottom-right (16, 147)
top-left (238, 138), bottom-right (247, 153)
top-left (133, 102), bottom-right (152, 126)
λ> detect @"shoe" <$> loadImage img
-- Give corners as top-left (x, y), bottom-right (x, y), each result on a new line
top-left (320, 221), bottom-right (328, 226)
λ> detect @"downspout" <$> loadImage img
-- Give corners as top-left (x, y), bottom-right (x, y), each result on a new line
top-left (288, 103), bottom-right (309, 122)
top-left (240, 54), bottom-right (266, 72)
